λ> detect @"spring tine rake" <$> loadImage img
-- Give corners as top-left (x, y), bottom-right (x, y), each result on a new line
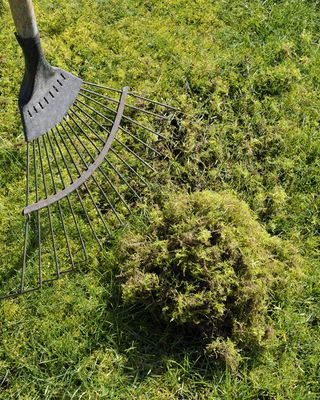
top-left (2, 0), bottom-right (177, 298)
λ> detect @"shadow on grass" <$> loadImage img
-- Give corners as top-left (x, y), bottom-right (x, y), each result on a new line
top-left (92, 269), bottom-right (258, 386)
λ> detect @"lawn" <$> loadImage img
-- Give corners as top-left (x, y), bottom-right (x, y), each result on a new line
top-left (0, 0), bottom-right (319, 398)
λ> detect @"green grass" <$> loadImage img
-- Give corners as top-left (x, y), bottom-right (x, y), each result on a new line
top-left (0, 0), bottom-right (319, 398)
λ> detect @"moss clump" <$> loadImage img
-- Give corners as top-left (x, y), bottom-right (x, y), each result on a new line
top-left (114, 190), bottom-right (300, 368)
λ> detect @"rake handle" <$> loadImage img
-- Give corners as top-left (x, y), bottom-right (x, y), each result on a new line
top-left (8, 0), bottom-right (38, 38)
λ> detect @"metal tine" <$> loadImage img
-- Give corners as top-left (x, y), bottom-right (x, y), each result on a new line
top-left (38, 137), bottom-right (60, 278)
top-left (58, 122), bottom-right (112, 239)
top-left (21, 143), bottom-right (30, 292)
top-left (128, 92), bottom-right (177, 111)
top-left (43, 135), bottom-right (74, 269)
top-left (52, 126), bottom-right (103, 249)
top-left (75, 100), bottom-right (163, 156)
top-left (65, 112), bottom-right (130, 214)
top-left (110, 148), bottom-right (150, 187)
top-left (64, 109), bottom-right (131, 213)
top-left (73, 101), bottom-right (157, 173)
top-left (80, 87), bottom-right (170, 120)
top-left (69, 105), bottom-right (141, 200)
top-left (68, 106), bottom-right (142, 201)
top-left (83, 81), bottom-right (122, 93)
top-left (33, 140), bottom-right (42, 288)
top-left (82, 81), bottom-right (177, 111)
top-left (70, 104), bottom-right (151, 187)
top-left (114, 138), bottom-right (157, 173)
top-left (46, 131), bottom-right (87, 260)
top-left (104, 158), bottom-right (141, 201)
top-left (119, 124), bottom-right (163, 157)
top-left (72, 103), bottom-right (110, 142)
top-left (77, 95), bottom-right (167, 140)
top-left (63, 116), bottom-right (124, 226)
top-left (21, 220), bottom-right (29, 292)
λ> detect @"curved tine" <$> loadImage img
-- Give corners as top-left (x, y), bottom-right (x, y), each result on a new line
top-left (65, 114), bottom-right (127, 220)
top-left (73, 102), bottom-right (156, 173)
top-left (43, 135), bottom-right (74, 268)
top-left (76, 96), bottom-right (166, 139)
top-left (69, 106), bottom-right (141, 200)
top-left (38, 137), bottom-right (60, 277)
top-left (53, 126), bottom-right (103, 249)
top-left (67, 109), bottom-right (130, 212)
top-left (59, 121), bottom-right (112, 238)
top-left (33, 140), bottom-right (42, 287)
top-left (80, 87), bottom-right (169, 120)
top-left (21, 143), bottom-right (30, 292)
top-left (63, 117), bottom-right (124, 226)
top-left (70, 105), bottom-right (150, 187)
top-left (46, 131), bottom-right (87, 260)
top-left (72, 104), bottom-right (162, 157)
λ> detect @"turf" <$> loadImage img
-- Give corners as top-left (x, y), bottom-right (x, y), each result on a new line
top-left (0, 0), bottom-right (319, 398)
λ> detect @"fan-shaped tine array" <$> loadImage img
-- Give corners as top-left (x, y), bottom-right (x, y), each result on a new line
top-left (1, 84), bottom-right (176, 298)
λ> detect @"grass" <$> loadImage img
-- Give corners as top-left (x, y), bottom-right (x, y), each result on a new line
top-left (0, 0), bottom-right (319, 398)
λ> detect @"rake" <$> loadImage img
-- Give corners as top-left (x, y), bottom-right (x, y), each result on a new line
top-left (2, 0), bottom-right (176, 297)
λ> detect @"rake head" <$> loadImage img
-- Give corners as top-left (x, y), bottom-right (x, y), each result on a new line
top-left (17, 35), bottom-right (82, 142)
top-left (2, 35), bottom-right (177, 298)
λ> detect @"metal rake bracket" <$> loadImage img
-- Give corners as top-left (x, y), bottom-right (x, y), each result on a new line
top-left (2, 82), bottom-right (177, 298)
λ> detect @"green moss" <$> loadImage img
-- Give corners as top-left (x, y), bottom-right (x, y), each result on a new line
top-left (0, 0), bottom-right (319, 398)
top-left (113, 190), bottom-right (301, 369)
